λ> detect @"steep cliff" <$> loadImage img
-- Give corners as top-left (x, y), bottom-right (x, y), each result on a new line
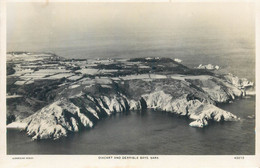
top-left (8, 74), bottom-right (251, 140)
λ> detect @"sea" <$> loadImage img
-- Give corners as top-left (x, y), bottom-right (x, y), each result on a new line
top-left (8, 29), bottom-right (255, 81)
top-left (7, 30), bottom-right (255, 155)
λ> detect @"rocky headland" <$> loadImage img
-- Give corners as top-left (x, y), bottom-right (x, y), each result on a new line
top-left (6, 52), bottom-right (254, 140)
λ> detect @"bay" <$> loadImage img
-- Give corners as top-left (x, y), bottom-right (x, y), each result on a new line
top-left (7, 96), bottom-right (255, 155)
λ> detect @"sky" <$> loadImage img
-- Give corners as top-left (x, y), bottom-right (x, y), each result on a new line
top-left (6, 2), bottom-right (255, 53)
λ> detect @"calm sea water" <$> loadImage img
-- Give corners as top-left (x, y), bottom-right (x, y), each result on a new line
top-left (7, 96), bottom-right (255, 155)
top-left (54, 36), bottom-right (255, 82)
top-left (10, 30), bottom-right (255, 82)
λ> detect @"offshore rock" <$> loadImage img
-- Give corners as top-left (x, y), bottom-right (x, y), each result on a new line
top-left (196, 64), bottom-right (220, 70)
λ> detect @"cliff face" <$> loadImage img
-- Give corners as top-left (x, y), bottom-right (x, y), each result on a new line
top-left (10, 74), bottom-right (250, 140)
